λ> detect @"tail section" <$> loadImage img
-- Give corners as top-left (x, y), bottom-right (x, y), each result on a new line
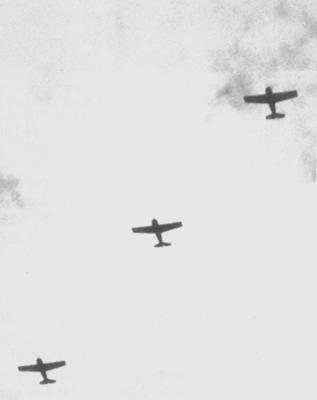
top-left (266, 113), bottom-right (285, 119)
top-left (155, 242), bottom-right (171, 248)
top-left (40, 379), bottom-right (56, 385)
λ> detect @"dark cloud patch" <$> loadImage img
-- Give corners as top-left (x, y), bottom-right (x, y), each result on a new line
top-left (273, 10), bottom-right (317, 71)
top-left (276, 44), bottom-right (310, 71)
top-left (211, 40), bottom-right (267, 110)
top-left (215, 70), bottom-right (253, 109)
top-left (0, 174), bottom-right (23, 208)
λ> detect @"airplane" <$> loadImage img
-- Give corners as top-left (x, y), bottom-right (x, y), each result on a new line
top-left (132, 219), bottom-right (182, 247)
top-left (243, 87), bottom-right (298, 119)
top-left (18, 357), bottom-right (66, 384)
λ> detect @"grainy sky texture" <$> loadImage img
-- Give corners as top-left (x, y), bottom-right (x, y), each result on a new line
top-left (0, 1), bottom-right (316, 400)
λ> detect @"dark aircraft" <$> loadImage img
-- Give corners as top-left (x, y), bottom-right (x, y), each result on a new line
top-left (244, 87), bottom-right (298, 119)
top-left (18, 357), bottom-right (66, 384)
top-left (132, 219), bottom-right (182, 247)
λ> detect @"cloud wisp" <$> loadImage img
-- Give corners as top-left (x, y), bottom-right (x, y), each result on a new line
top-left (0, 174), bottom-right (23, 208)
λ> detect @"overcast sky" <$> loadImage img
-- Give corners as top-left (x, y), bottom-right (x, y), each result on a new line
top-left (0, 1), bottom-right (316, 400)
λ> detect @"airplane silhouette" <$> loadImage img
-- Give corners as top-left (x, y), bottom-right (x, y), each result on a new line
top-left (132, 219), bottom-right (182, 247)
top-left (244, 87), bottom-right (298, 119)
top-left (18, 357), bottom-right (66, 384)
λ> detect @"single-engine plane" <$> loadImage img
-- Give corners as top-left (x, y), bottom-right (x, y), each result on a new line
top-left (244, 87), bottom-right (297, 119)
top-left (18, 358), bottom-right (66, 384)
top-left (132, 219), bottom-right (182, 247)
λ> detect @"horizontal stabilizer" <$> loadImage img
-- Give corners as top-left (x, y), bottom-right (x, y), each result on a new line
top-left (40, 379), bottom-right (56, 385)
top-left (266, 113), bottom-right (285, 119)
top-left (155, 242), bottom-right (171, 248)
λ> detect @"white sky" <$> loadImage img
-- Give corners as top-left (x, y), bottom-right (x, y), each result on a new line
top-left (0, 1), bottom-right (316, 400)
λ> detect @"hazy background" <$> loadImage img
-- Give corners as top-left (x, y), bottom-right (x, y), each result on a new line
top-left (0, 1), bottom-right (316, 399)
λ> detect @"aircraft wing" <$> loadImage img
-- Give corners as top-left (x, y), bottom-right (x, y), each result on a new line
top-left (157, 222), bottom-right (182, 233)
top-left (243, 94), bottom-right (268, 104)
top-left (18, 364), bottom-right (41, 372)
top-left (43, 361), bottom-right (66, 371)
top-left (273, 90), bottom-right (298, 102)
top-left (132, 226), bottom-right (156, 234)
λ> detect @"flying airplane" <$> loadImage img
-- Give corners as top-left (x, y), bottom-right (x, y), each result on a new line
top-left (243, 87), bottom-right (298, 119)
top-left (132, 219), bottom-right (182, 247)
top-left (18, 357), bottom-right (66, 384)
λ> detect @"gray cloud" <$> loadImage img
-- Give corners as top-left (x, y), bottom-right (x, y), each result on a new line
top-left (0, 174), bottom-right (23, 208)
top-left (211, 5), bottom-right (317, 182)
top-left (273, 11), bottom-right (317, 71)
top-left (213, 6), bottom-right (317, 103)
top-left (212, 41), bottom-right (259, 109)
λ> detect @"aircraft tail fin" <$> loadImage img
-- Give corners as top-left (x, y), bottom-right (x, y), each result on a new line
top-left (266, 113), bottom-right (285, 119)
top-left (40, 379), bottom-right (56, 385)
top-left (154, 242), bottom-right (171, 248)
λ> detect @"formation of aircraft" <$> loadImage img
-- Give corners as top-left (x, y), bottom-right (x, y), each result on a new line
top-left (243, 87), bottom-right (298, 119)
top-left (17, 221), bottom-right (182, 384)
top-left (18, 358), bottom-right (66, 384)
top-left (132, 218), bottom-right (182, 247)
top-left (16, 83), bottom-right (299, 389)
